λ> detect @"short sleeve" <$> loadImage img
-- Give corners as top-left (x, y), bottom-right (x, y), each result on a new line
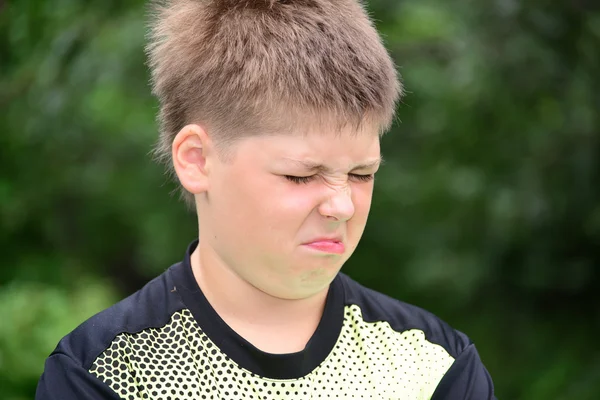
top-left (36, 353), bottom-right (123, 400)
top-left (430, 344), bottom-right (497, 400)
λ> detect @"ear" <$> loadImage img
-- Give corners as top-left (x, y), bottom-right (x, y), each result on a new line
top-left (172, 124), bottom-right (212, 195)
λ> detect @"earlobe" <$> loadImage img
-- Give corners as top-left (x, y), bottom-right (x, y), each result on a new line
top-left (172, 124), bottom-right (211, 195)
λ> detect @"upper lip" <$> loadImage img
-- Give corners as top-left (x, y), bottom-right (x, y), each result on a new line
top-left (304, 236), bottom-right (343, 244)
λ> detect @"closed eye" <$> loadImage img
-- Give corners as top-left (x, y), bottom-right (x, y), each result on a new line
top-left (284, 174), bottom-right (374, 184)
top-left (284, 175), bottom-right (314, 184)
top-left (349, 173), bottom-right (374, 182)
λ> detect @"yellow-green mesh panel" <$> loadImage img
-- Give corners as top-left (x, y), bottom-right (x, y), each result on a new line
top-left (90, 306), bottom-right (454, 399)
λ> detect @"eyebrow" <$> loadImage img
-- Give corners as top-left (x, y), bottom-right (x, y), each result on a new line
top-left (282, 156), bottom-right (385, 173)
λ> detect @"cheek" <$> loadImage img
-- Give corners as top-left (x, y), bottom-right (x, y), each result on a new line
top-left (354, 185), bottom-right (374, 212)
top-left (277, 186), bottom-right (319, 214)
top-left (259, 188), bottom-right (319, 243)
top-left (209, 171), bottom-right (264, 236)
top-left (219, 174), bottom-right (316, 233)
top-left (350, 185), bottom-right (374, 225)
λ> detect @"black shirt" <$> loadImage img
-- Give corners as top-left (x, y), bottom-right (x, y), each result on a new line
top-left (36, 241), bottom-right (496, 399)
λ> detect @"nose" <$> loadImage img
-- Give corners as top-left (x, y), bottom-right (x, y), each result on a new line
top-left (318, 184), bottom-right (355, 222)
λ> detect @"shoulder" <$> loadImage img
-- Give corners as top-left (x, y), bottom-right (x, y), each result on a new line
top-left (51, 263), bottom-right (186, 370)
top-left (338, 272), bottom-right (471, 359)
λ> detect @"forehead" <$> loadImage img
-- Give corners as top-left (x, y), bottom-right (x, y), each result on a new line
top-left (239, 127), bottom-right (382, 168)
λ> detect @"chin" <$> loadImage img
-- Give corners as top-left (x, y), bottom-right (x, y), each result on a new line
top-left (296, 265), bottom-right (341, 287)
top-left (281, 281), bottom-right (333, 300)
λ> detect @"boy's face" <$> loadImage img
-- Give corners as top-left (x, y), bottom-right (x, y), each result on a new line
top-left (197, 126), bottom-right (381, 300)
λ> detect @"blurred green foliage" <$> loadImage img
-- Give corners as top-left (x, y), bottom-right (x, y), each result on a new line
top-left (1, 0), bottom-right (599, 399)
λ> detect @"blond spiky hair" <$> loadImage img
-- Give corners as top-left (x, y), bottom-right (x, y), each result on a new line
top-left (146, 0), bottom-right (402, 204)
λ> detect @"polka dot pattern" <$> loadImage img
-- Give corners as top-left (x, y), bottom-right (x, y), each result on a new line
top-left (90, 306), bottom-right (454, 399)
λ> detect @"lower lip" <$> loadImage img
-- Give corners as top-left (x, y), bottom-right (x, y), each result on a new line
top-left (304, 241), bottom-right (345, 254)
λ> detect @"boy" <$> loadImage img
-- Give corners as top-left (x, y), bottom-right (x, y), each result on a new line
top-left (36, 0), bottom-right (496, 399)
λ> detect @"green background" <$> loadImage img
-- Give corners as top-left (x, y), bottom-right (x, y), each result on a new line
top-left (1, 0), bottom-right (599, 398)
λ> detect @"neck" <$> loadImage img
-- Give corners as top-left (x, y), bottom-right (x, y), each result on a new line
top-left (190, 241), bottom-right (329, 353)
